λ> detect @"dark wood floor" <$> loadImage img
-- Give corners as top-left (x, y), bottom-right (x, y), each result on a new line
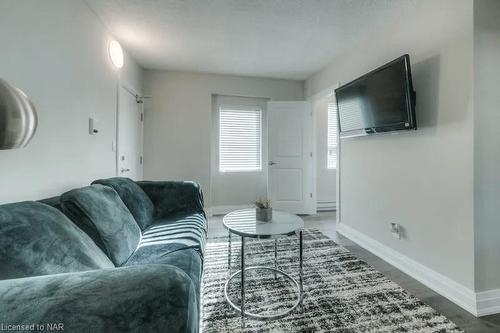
top-left (208, 212), bottom-right (500, 333)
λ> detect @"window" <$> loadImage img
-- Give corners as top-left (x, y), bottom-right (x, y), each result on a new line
top-left (327, 97), bottom-right (338, 169)
top-left (219, 107), bottom-right (262, 172)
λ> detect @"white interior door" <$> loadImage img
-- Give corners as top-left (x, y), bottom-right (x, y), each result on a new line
top-left (268, 101), bottom-right (315, 214)
top-left (117, 85), bottom-right (143, 180)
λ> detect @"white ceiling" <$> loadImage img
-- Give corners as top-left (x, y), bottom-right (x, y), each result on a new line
top-left (86, 0), bottom-right (411, 80)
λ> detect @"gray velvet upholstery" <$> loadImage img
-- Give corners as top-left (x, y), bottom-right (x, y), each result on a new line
top-left (92, 177), bottom-right (155, 230)
top-left (61, 185), bottom-right (141, 266)
top-left (38, 196), bottom-right (63, 212)
top-left (126, 248), bottom-right (202, 296)
top-left (0, 201), bottom-right (113, 280)
top-left (0, 265), bottom-right (198, 333)
top-left (0, 179), bottom-right (207, 332)
top-left (137, 181), bottom-right (205, 219)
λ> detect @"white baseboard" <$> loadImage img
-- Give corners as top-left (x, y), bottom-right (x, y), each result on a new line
top-left (336, 223), bottom-right (483, 316)
top-left (476, 289), bottom-right (500, 316)
top-left (209, 205), bottom-right (253, 216)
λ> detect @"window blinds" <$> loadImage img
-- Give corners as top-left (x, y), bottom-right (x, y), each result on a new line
top-left (327, 98), bottom-right (338, 169)
top-left (219, 108), bottom-right (262, 172)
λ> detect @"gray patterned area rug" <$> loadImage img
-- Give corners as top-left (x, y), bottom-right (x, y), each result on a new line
top-left (201, 229), bottom-right (463, 333)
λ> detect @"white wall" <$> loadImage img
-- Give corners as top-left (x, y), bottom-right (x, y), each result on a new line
top-left (142, 71), bottom-right (304, 208)
top-left (313, 96), bottom-right (336, 208)
top-left (211, 95), bottom-right (269, 211)
top-left (0, 0), bottom-right (143, 203)
top-left (306, 0), bottom-right (475, 293)
top-left (473, 0), bottom-right (500, 293)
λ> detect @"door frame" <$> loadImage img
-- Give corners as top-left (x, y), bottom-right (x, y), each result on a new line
top-left (116, 81), bottom-right (144, 179)
top-left (308, 84), bottom-right (342, 224)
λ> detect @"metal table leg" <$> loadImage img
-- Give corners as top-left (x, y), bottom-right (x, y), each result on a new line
top-left (274, 239), bottom-right (278, 279)
top-left (241, 236), bottom-right (245, 327)
top-left (223, 230), bottom-right (304, 321)
top-left (228, 231), bottom-right (232, 277)
top-left (299, 230), bottom-right (303, 309)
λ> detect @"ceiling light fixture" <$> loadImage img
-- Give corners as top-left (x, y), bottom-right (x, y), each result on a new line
top-left (109, 40), bottom-right (124, 69)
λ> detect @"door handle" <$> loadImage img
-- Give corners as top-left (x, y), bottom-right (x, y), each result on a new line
top-left (268, 161), bottom-right (277, 166)
top-left (121, 168), bottom-right (130, 173)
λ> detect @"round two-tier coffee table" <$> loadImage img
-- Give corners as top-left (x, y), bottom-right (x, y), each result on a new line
top-left (223, 208), bottom-right (304, 325)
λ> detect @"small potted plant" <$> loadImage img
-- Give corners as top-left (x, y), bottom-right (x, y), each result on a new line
top-left (255, 198), bottom-right (272, 222)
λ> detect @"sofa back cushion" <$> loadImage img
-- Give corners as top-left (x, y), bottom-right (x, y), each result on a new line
top-left (92, 177), bottom-right (154, 230)
top-left (38, 196), bottom-right (63, 212)
top-left (61, 185), bottom-right (141, 266)
top-left (0, 201), bottom-right (114, 280)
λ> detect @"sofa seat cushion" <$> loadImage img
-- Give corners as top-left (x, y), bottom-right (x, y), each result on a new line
top-left (0, 201), bottom-right (114, 280)
top-left (92, 177), bottom-right (155, 230)
top-left (142, 213), bottom-right (207, 257)
top-left (0, 265), bottom-right (199, 333)
top-left (124, 248), bottom-right (202, 296)
top-left (61, 185), bottom-right (141, 266)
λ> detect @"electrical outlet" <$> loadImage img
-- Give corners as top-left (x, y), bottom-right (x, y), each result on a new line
top-left (390, 222), bottom-right (402, 240)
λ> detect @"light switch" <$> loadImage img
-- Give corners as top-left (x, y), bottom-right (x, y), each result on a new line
top-left (89, 118), bottom-right (99, 135)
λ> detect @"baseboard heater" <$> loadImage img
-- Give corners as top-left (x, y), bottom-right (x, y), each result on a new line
top-left (317, 201), bottom-right (336, 212)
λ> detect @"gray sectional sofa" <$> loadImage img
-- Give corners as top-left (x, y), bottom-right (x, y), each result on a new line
top-left (0, 177), bottom-right (207, 333)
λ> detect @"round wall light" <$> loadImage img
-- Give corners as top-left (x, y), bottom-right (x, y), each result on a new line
top-left (0, 79), bottom-right (38, 149)
top-left (109, 40), bottom-right (124, 69)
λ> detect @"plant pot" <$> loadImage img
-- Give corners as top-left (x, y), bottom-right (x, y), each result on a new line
top-left (256, 207), bottom-right (272, 222)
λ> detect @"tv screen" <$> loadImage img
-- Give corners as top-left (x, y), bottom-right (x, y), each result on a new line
top-left (335, 54), bottom-right (416, 137)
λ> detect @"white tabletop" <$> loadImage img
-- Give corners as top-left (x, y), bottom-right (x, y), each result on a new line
top-left (223, 209), bottom-right (304, 238)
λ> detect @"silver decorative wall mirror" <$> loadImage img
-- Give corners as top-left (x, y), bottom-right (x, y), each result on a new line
top-left (0, 79), bottom-right (38, 149)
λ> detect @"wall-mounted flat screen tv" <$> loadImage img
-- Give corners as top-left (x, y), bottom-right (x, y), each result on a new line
top-left (335, 54), bottom-right (417, 137)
